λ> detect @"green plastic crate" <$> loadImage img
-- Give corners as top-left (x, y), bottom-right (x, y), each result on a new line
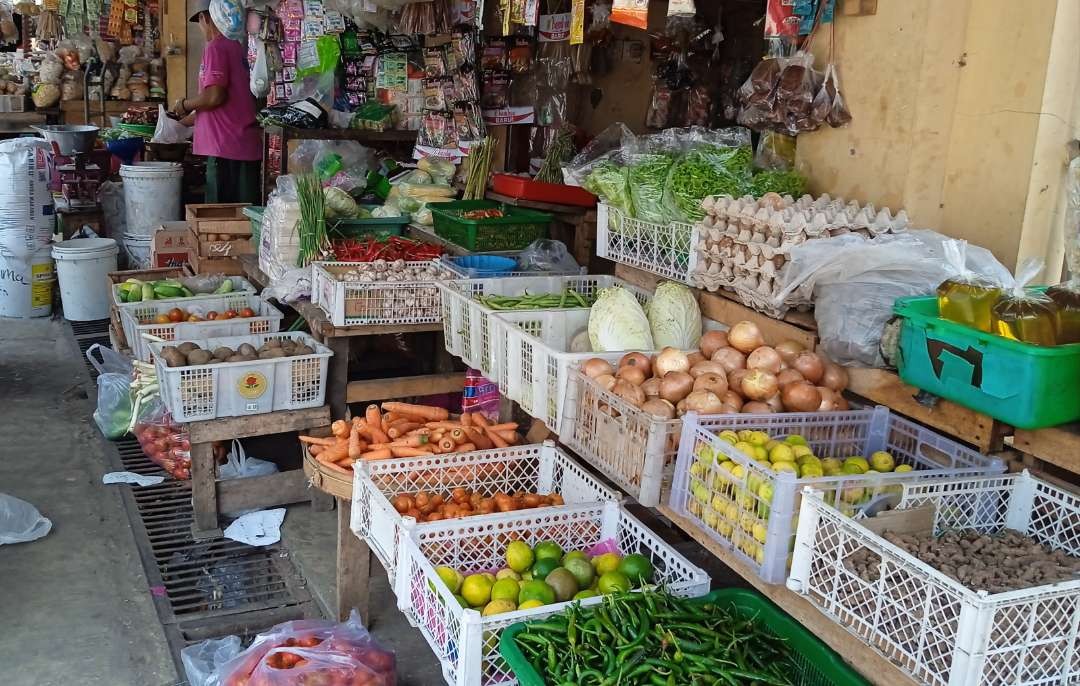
top-left (499, 589), bottom-right (868, 686)
top-left (242, 206), bottom-right (263, 246)
top-left (429, 200), bottom-right (550, 251)
top-left (895, 295), bottom-right (1080, 429)
top-left (329, 205), bottom-right (409, 239)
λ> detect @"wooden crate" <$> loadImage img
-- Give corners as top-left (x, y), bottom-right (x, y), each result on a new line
top-left (185, 203), bottom-right (252, 238)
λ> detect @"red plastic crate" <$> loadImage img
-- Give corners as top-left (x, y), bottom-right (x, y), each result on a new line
top-left (491, 173), bottom-right (597, 207)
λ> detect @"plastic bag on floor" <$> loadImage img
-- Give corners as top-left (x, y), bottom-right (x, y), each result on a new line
top-left (218, 439), bottom-right (278, 481)
top-left (86, 343), bottom-right (133, 376)
top-left (217, 611), bottom-right (395, 686)
top-left (0, 493), bottom-right (52, 544)
top-left (133, 396), bottom-right (191, 480)
top-left (181, 635), bottom-right (242, 686)
top-left (93, 372), bottom-right (133, 440)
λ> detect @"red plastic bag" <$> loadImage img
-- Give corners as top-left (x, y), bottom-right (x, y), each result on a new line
top-left (218, 612), bottom-right (395, 686)
top-left (133, 396), bottom-right (191, 480)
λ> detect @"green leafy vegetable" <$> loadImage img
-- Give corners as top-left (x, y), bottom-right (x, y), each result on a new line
top-left (583, 161), bottom-right (633, 215)
top-left (627, 153), bottom-right (676, 223)
top-left (750, 169), bottom-right (807, 198)
top-left (664, 144), bottom-right (752, 222)
top-left (588, 286), bottom-right (654, 352)
top-left (647, 281), bottom-right (702, 348)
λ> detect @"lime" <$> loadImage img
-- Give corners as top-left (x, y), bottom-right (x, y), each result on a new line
top-left (718, 430), bottom-right (739, 445)
top-left (491, 578), bottom-right (520, 603)
top-left (506, 540), bottom-right (535, 573)
top-left (592, 552), bottom-right (621, 575)
top-left (895, 464), bottom-right (914, 473)
top-left (870, 451), bottom-right (896, 472)
top-left (518, 579), bottom-right (556, 606)
top-left (534, 541), bottom-right (563, 562)
top-left (562, 550), bottom-right (588, 565)
top-left (480, 572), bottom-right (496, 585)
top-left (461, 574), bottom-right (493, 607)
top-left (517, 599), bottom-right (545, 610)
top-left (597, 571), bottom-right (631, 594)
top-left (617, 553), bottom-right (654, 584)
top-left (820, 457), bottom-right (842, 473)
top-left (572, 589), bottom-right (598, 601)
top-left (435, 566), bottom-right (463, 594)
top-left (772, 461), bottom-right (797, 475)
top-left (531, 557), bottom-right (560, 580)
top-left (496, 568), bottom-right (521, 581)
top-left (733, 441), bottom-right (756, 458)
top-left (843, 456), bottom-right (869, 474)
top-left (784, 434), bottom-right (808, 447)
top-left (768, 443), bottom-right (795, 464)
top-left (482, 599), bottom-right (517, 616)
top-left (545, 567), bottom-right (579, 601)
top-left (564, 558), bottom-right (595, 588)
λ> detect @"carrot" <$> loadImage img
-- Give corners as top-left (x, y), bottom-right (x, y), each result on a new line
top-left (484, 427), bottom-right (509, 448)
top-left (383, 412), bottom-right (402, 424)
top-left (485, 423), bottom-right (519, 432)
top-left (438, 437), bottom-right (456, 452)
top-left (299, 435), bottom-right (336, 446)
top-left (391, 446), bottom-right (434, 458)
top-left (320, 442), bottom-right (349, 463)
top-left (463, 426), bottom-right (493, 450)
top-left (309, 445), bottom-right (324, 456)
top-left (424, 421), bottom-right (462, 430)
top-left (317, 456), bottom-right (352, 475)
top-left (348, 425), bottom-right (363, 459)
top-left (339, 457), bottom-right (356, 469)
top-left (361, 448), bottom-right (392, 460)
top-left (331, 420), bottom-right (350, 438)
top-left (388, 422), bottom-right (422, 439)
top-left (382, 402), bottom-right (450, 422)
top-left (356, 422), bottom-right (390, 445)
top-left (455, 442), bottom-right (477, 453)
top-left (365, 404), bottom-right (382, 428)
top-left (471, 413), bottom-right (490, 427)
top-left (460, 412), bottom-right (473, 427)
top-left (496, 430), bottom-right (518, 443)
top-left (450, 428), bottom-right (468, 445)
top-left (395, 434), bottom-right (429, 448)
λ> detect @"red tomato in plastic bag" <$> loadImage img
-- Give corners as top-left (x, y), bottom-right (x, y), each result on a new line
top-left (355, 648), bottom-right (394, 673)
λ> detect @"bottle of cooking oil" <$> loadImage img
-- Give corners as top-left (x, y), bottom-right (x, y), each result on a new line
top-left (937, 241), bottom-right (1001, 332)
top-left (992, 258), bottom-right (1059, 346)
top-left (1047, 281), bottom-right (1080, 344)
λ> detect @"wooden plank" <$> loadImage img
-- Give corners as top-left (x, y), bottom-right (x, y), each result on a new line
top-left (190, 442), bottom-right (219, 535)
top-left (337, 499), bottom-right (371, 623)
top-left (216, 469), bottom-right (311, 514)
top-left (485, 190), bottom-right (594, 216)
top-left (1013, 424), bottom-right (1080, 472)
top-left (346, 372), bottom-right (465, 404)
top-left (188, 406), bottom-right (332, 443)
top-left (326, 337), bottom-right (351, 419)
top-left (846, 367), bottom-right (1006, 452)
top-left (238, 254), bottom-right (268, 290)
top-left (262, 125), bottom-right (418, 143)
top-left (658, 505), bottom-right (918, 686)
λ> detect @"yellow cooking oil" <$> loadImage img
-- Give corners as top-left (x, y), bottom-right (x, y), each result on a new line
top-left (1046, 283), bottom-right (1080, 344)
top-left (937, 278), bottom-right (1001, 333)
top-left (992, 292), bottom-right (1059, 346)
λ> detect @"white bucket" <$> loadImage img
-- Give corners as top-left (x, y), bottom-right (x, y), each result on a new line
top-left (51, 237), bottom-right (118, 321)
top-left (122, 232), bottom-right (152, 269)
top-left (120, 162), bottom-right (183, 237)
top-left (0, 245), bottom-right (54, 318)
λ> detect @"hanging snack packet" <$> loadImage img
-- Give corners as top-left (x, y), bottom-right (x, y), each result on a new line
top-left (992, 258), bottom-right (1058, 346)
top-left (936, 240), bottom-right (1003, 333)
top-left (611, 0), bottom-right (647, 29)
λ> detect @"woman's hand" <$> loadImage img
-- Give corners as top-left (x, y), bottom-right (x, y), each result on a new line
top-left (169, 98), bottom-right (187, 117)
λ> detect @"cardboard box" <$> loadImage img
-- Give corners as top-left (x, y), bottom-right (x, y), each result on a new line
top-left (186, 248), bottom-right (247, 276)
top-left (185, 203), bottom-right (252, 238)
top-left (151, 221), bottom-right (194, 268)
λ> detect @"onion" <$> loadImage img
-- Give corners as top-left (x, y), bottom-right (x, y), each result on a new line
top-left (693, 372), bottom-right (728, 397)
top-left (792, 351), bottom-right (825, 384)
top-left (721, 390), bottom-right (744, 411)
top-left (765, 393), bottom-right (785, 413)
top-left (719, 404), bottom-right (741, 414)
top-left (742, 401), bottom-right (773, 414)
top-left (728, 321), bottom-right (765, 353)
top-left (816, 386), bottom-right (838, 412)
top-left (774, 340), bottom-right (805, 365)
top-left (821, 361), bottom-right (849, 392)
top-left (711, 347), bottom-right (746, 374)
top-left (654, 347), bottom-right (690, 377)
top-left (619, 352), bottom-right (651, 374)
top-left (746, 346), bottom-right (782, 374)
top-left (686, 351), bottom-right (705, 368)
top-left (583, 358), bottom-right (615, 379)
top-left (659, 371), bottom-right (694, 403)
top-left (641, 398), bottom-right (676, 419)
top-left (699, 330), bottom-right (729, 359)
top-left (613, 379), bottom-right (646, 408)
top-left (594, 374), bottom-right (616, 391)
top-left (616, 365), bottom-right (647, 386)
top-left (741, 369), bottom-right (779, 401)
top-left (777, 368), bottom-right (806, 389)
top-left (781, 381), bottom-right (822, 412)
top-left (834, 396), bottom-right (850, 411)
top-left (641, 377), bottom-right (662, 398)
top-left (690, 360), bottom-right (727, 379)
top-left (728, 368), bottom-right (750, 395)
top-left (683, 390), bottom-right (726, 415)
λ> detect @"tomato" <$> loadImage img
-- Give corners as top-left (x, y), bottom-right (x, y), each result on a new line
top-left (266, 653), bottom-right (286, 670)
top-left (239, 307), bottom-right (255, 318)
top-left (279, 651), bottom-right (302, 668)
top-left (356, 648), bottom-right (394, 673)
top-left (167, 308), bottom-right (184, 322)
top-left (222, 309), bottom-right (238, 319)
top-left (297, 636), bottom-right (322, 648)
top-left (206, 311), bottom-right (219, 320)
top-left (188, 314), bottom-right (201, 322)
top-left (155, 314), bottom-right (171, 324)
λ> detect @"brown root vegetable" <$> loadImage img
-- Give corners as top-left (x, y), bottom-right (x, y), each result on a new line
top-left (689, 360), bottom-right (727, 379)
top-left (742, 401), bottom-right (773, 414)
top-left (641, 398), bottom-right (677, 419)
top-left (721, 390), bottom-right (744, 411)
top-left (781, 382), bottom-right (822, 412)
top-left (774, 340), bottom-right (804, 365)
top-left (746, 346), bottom-right (782, 374)
top-left (160, 346), bottom-right (187, 368)
top-left (612, 379), bottom-right (646, 408)
top-left (741, 369), bottom-right (779, 401)
top-left (816, 386), bottom-right (838, 411)
top-left (693, 372), bottom-right (728, 397)
top-left (654, 347), bottom-right (691, 376)
top-left (686, 351), bottom-right (705, 368)
top-left (659, 371), bottom-right (694, 403)
top-left (728, 321), bottom-right (765, 353)
top-left (821, 362), bottom-right (850, 392)
top-left (792, 351), bottom-right (825, 384)
top-left (699, 330), bottom-right (729, 359)
top-left (712, 347), bottom-right (747, 374)
top-left (594, 374), bottom-right (616, 391)
top-left (682, 389), bottom-right (725, 415)
top-left (728, 368), bottom-right (750, 394)
top-left (641, 377), bottom-right (662, 398)
top-left (583, 358), bottom-right (615, 379)
top-left (616, 364), bottom-right (647, 386)
top-left (619, 351), bottom-right (651, 374)
top-left (186, 349), bottom-right (213, 365)
top-left (777, 368), bottom-right (806, 389)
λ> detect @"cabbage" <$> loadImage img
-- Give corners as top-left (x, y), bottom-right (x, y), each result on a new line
top-left (588, 286), bottom-right (654, 352)
top-left (323, 186), bottom-right (359, 219)
top-left (647, 281), bottom-right (702, 349)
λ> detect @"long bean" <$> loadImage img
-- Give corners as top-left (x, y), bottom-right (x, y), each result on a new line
top-left (476, 288), bottom-right (596, 310)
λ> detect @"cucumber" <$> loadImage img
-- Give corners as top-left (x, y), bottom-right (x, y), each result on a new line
top-left (180, 286), bottom-right (194, 297)
top-left (213, 278), bottom-right (234, 294)
top-left (141, 283), bottom-right (155, 302)
top-left (153, 285), bottom-right (185, 298)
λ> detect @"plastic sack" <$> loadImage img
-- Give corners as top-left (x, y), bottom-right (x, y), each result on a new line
top-left (216, 610), bottom-right (395, 686)
top-left (0, 138), bottom-right (53, 262)
top-left (775, 51), bottom-right (820, 134)
top-left (86, 342), bottom-right (133, 376)
top-left (152, 104), bottom-right (192, 144)
top-left (218, 439), bottom-right (278, 481)
top-left (625, 129), bottom-right (681, 223)
top-left (133, 397), bottom-right (191, 480)
top-left (662, 126), bottom-right (752, 223)
top-left (93, 373), bottom-right (132, 440)
top-left (992, 257), bottom-right (1057, 346)
top-left (182, 635), bottom-right (243, 686)
top-left (937, 240), bottom-right (1007, 333)
top-left (0, 493), bottom-right (51, 545)
top-left (562, 122), bottom-right (633, 187)
top-left (516, 239), bottom-right (581, 274)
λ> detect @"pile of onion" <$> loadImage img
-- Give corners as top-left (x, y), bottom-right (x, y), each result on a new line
top-left (580, 320), bottom-right (850, 418)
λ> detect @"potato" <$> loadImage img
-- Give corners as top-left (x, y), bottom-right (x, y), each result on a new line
top-left (186, 349), bottom-right (213, 366)
top-left (160, 346), bottom-right (187, 368)
top-left (266, 339), bottom-right (283, 348)
top-left (258, 348), bottom-right (286, 359)
top-left (238, 343), bottom-right (257, 357)
top-left (294, 344), bottom-right (315, 356)
top-left (177, 342), bottom-right (199, 355)
top-left (213, 346), bottom-right (235, 360)
top-left (226, 354), bottom-right (250, 363)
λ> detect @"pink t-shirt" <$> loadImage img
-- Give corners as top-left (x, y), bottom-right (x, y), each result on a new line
top-left (193, 37), bottom-right (262, 161)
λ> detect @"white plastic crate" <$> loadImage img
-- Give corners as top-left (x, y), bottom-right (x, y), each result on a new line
top-left (788, 471), bottom-right (1080, 686)
top-left (596, 202), bottom-right (697, 283)
top-left (111, 276), bottom-right (257, 307)
top-left (668, 408), bottom-right (1006, 584)
top-left (150, 332), bottom-right (332, 422)
top-left (438, 275), bottom-right (650, 382)
top-left (394, 500), bottom-right (710, 686)
top-left (312, 260), bottom-right (456, 327)
top-left (120, 294), bottom-right (284, 362)
top-left (349, 441), bottom-right (620, 590)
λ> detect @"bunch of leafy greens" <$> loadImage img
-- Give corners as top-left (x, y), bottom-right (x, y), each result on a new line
top-left (664, 144), bottom-right (753, 222)
top-left (750, 169), bottom-right (807, 198)
top-left (628, 153), bottom-right (677, 223)
top-left (583, 160), bottom-right (633, 215)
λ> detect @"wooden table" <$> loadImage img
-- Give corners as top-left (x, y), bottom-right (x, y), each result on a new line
top-left (189, 405), bottom-right (333, 538)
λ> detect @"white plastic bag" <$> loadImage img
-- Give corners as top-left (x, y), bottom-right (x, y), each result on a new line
top-left (152, 104), bottom-right (192, 144)
top-left (0, 493), bottom-right (52, 544)
top-left (93, 373), bottom-right (133, 440)
top-left (218, 439), bottom-right (278, 481)
top-left (86, 342), bottom-right (133, 376)
top-left (181, 635), bottom-right (243, 686)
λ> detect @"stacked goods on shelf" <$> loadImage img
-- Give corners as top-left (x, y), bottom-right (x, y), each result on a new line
top-left (349, 441), bottom-right (618, 587)
top-left (395, 500), bottom-right (709, 686)
top-left (150, 332), bottom-right (332, 422)
top-left (312, 260), bottom-right (458, 327)
top-left (668, 407), bottom-right (1005, 584)
top-left (788, 471), bottom-right (1080, 686)
top-left (690, 193), bottom-right (909, 315)
top-left (184, 204), bottom-right (254, 275)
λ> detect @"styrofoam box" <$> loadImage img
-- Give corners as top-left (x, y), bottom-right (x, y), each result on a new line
top-left (111, 275), bottom-right (257, 307)
top-left (150, 332), bottom-right (332, 422)
top-left (120, 294), bottom-right (283, 362)
top-left (596, 202), bottom-right (697, 284)
top-left (395, 501), bottom-right (710, 686)
top-left (438, 275), bottom-right (650, 383)
top-left (788, 471), bottom-right (1080, 686)
top-left (349, 441), bottom-right (620, 590)
top-left (312, 260), bottom-right (456, 327)
top-left (668, 408), bottom-right (1005, 584)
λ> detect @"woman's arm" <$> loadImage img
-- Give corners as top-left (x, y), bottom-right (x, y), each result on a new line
top-left (172, 85), bottom-right (227, 116)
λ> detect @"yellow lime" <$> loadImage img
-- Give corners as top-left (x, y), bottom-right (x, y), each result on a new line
top-left (506, 540), bottom-right (535, 573)
top-left (597, 571), bottom-right (631, 594)
top-left (843, 457), bottom-right (869, 474)
top-left (737, 430), bottom-right (755, 443)
top-left (784, 434), bottom-right (808, 447)
top-left (752, 521), bottom-right (768, 543)
top-left (436, 566), bottom-right (463, 594)
top-left (799, 464), bottom-right (824, 478)
top-left (895, 464), bottom-right (914, 473)
top-left (491, 578), bottom-right (520, 603)
top-left (870, 451), bottom-right (896, 472)
top-left (733, 441), bottom-right (756, 458)
top-left (482, 599), bottom-right (517, 616)
top-left (820, 457), bottom-right (842, 473)
top-left (792, 445), bottom-right (814, 460)
top-left (754, 446), bottom-right (768, 463)
top-left (772, 461), bottom-right (798, 475)
top-left (573, 589), bottom-right (598, 601)
top-left (461, 574), bottom-right (493, 607)
top-left (748, 431), bottom-right (770, 447)
top-left (768, 443), bottom-right (795, 464)
top-left (718, 430), bottom-right (739, 445)
top-left (496, 568), bottom-right (521, 581)
top-left (518, 599), bottom-right (545, 610)
top-left (592, 552), bottom-right (622, 575)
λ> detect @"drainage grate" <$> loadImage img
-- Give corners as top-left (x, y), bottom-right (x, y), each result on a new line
top-left (70, 318), bottom-right (111, 337)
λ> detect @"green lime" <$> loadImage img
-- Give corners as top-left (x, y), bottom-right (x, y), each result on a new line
top-left (491, 578), bottom-right (520, 603)
top-left (518, 579), bottom-right (556, 606)
top-left (572, 589), bottom-right (599, 601)
top-left (531, 557), bottom-right (559, 581)
top-left (534, 541), bottom-right (563, 562)
top-left (562, 550), bottom-right (589, 565)
top-left (597, 571), bottom-right (631, 594)
top-left (617, 554), bottom-right (654, 585)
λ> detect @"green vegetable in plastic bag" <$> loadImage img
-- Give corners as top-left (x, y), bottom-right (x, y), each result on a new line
top-left (749, 169), bottom-right (806, 198)
top-left (628, 153), bottom-right (676, 223)
top-left (664, 144), bottom-right (752, 222)
top-left (583, 161), bottom-right (633, 215)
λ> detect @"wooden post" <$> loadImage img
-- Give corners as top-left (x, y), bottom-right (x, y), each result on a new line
top-left (336, 499), bottom-right (371, 623)
top-left (326, 336), bottom-right (351, 419)
top-left (190, 441), bottom-right (220, 537)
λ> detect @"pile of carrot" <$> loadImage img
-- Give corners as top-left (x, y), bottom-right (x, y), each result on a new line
top-left (300, 402), bottom-right (520, 475)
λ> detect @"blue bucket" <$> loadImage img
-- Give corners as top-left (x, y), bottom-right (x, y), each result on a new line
top-left (450, 255), bottom-right (517, 277)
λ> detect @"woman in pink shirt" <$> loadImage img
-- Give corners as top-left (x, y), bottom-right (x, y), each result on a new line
top-left (171, 0), bottom-right (262, 204)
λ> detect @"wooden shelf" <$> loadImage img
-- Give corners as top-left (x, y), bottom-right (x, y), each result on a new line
top-left (657, 505), bottom-right (918, 686)
top-left (1014, 423), bottom-right (1080, 472)
top-left (262, 125), bottom-right (418, 143)
top-left (485, 189), bottom-right (598, 217)
top-left (292, 298), bottom-right (443, 338)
